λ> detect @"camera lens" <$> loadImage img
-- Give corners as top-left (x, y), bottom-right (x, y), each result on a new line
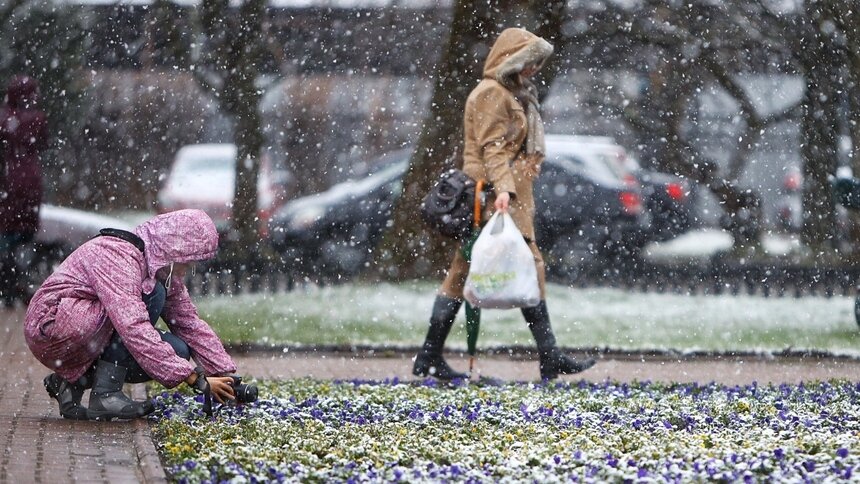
top-left (235, 383), bottom-right (258, 403)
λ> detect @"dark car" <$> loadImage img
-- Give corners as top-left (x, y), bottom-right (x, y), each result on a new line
top-left (269, 155), bottom-right (408, 276)
top-left (558, 136), bottom-right (694, 244)
top-left (774, 166), bottom-right (803, 233)
top-left (269, 139), bottom-right (650, 278)
top-left (535, 136), bottom-right (651, 278)
top-left (634, 168), bottom-right (693, 242)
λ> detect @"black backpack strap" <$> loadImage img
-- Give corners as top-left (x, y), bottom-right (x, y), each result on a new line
top-left (98, 228), bottom-right (145, 253)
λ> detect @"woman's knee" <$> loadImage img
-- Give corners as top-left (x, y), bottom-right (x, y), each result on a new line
top-left (143, 282), bottom-right (166, 325)
top-left (162, 332), bottom-right (191, 360)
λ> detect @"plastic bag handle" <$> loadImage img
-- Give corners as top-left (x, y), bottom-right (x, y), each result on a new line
top-left (490, 212), bottom-right (505, 235)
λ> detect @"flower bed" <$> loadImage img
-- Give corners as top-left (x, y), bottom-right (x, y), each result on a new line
top-left (152, 378), bottom-right (860, 482)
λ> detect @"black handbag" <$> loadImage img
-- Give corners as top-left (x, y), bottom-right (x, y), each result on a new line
top-left (420, 168), bottom-right (481, 240)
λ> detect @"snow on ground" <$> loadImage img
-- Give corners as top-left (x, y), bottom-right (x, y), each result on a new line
top-left (197, 281), bottom-right (860, 356)
top-left (104, 210), bottom-right (155, 227)
top-left (642, 228), bottom-right (801, 263)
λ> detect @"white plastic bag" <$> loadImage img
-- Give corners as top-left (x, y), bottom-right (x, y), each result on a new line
top-left (464, 212), bottom-right (540, 309)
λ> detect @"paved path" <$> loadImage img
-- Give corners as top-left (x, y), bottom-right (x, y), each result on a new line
top-left (3, 306), bottom-right (860, 483)
top-left (233, 350), bottom-right (860, 387)
top-left (0, 307), bottom-right (165, 483)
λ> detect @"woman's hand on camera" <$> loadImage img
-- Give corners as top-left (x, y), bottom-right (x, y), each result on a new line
top-left (494, 191), bottom-right (511, 213)
top-left (206, 376), bottom-right (236, 404)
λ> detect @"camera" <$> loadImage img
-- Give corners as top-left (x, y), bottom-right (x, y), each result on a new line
top-left (229, 376), bottom-right (258, 403)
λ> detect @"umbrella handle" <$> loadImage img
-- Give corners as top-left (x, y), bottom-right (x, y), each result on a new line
top-left (469, 356), bottom-right (475, 377)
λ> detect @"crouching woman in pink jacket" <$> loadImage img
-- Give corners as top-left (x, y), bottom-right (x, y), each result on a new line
top-left (24, 209), bottom-right (238, 420)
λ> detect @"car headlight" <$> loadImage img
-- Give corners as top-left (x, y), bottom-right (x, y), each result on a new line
top-left (287, 206), bottom-right (326, 232)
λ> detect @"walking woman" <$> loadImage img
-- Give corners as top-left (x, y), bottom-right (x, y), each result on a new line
top-left (413, 28), bottom-right (596, 380)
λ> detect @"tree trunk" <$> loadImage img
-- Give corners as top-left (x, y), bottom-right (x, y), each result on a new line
top-left (226, 0), bottom-right (264, 264)
top-left (195, 0), bottom-right (265, 265)
top-left (828, 1), bottom-right (860, 252)
top-left (531, 0), bottom-right (567, 102)
top-left (800, 69), bottom-right (840, 251)
top-left (797, 8), bottom-right (841, 252)
top-left (371, 0), bottom-right (506, 280)
top-left (371, 0), bottom-right (567, 280)
top-left (228, 100), bottom-right (263, 262)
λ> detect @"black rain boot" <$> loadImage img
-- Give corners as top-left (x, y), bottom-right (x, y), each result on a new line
top-left (86, 360), bottom-right (154, 421)
top-left (413, 295), bottom-right (468, 380)
top-left (522, 301), bottom-right (596, 380)
top-left (43, 373), bottom-right (89, 420)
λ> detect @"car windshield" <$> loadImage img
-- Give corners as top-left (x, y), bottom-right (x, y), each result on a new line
top-left (174, 155), bottom-right (234, 175)
top-left (354, 149), bottom-right (412, 177)
top-left (551, 154), bottom-right (623, 186)
top-left (594, 152), bottom-right (632, 180)
top-left (354, 159), bottom-right (408, 189)
top-left (283, 160), bottom-right (408, 214)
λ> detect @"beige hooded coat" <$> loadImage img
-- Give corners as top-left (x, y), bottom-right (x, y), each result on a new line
top-left (440, 28), bottom-right (553, 300)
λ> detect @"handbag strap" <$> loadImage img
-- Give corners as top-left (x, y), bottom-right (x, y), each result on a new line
top-left (97, 228), bottom-right (145, 253)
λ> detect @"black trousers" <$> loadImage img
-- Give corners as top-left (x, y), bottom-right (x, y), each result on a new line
top-left (99, 281), bottom-right (191, 383)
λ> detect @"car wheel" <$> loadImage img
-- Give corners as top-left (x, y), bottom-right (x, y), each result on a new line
top-left (546, 235), bottom-right (601, 284)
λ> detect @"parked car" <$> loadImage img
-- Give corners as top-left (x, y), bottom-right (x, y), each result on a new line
top-left (157, 143), bottom-right (295, 237)
top-left (554, 135), bottom-right (694, 243)
top-left (269, 139), bottom-right (651, 279)
top-left (269, 155), bottom-right (408, 276)
top-left (635, 168), bottom-right (693, 242)
top-left (774, 166), bottom-right (803, 233)
top-left (12, 205), bottom-right (134, 304)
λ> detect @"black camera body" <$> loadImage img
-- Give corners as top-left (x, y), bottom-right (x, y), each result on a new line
top-left (229, 376), bottom-right (258, 403)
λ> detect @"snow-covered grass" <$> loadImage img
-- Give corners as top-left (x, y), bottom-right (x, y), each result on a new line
top-left (195, 282), bottom-right (860, 356)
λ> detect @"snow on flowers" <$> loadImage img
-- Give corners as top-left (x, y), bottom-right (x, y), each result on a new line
top-left (151, 378), bottom-right (860, 482)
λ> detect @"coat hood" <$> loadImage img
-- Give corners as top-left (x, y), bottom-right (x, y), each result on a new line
top-left (5, 75), bottom-right (39, 109)
top-left (482, 28), bottom-right (553, 83)
top-left (134, 209), bottom-right (219, 292)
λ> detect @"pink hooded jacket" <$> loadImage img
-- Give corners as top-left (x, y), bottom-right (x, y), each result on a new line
top-left (24, 209), bottom-right (236, 387)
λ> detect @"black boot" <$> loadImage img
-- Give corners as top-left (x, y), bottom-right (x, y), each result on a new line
top-left (522, 301), bottom-right (596, 380)
top-left (413, 295), bottom-right (468, 380)
top-left (87, 360), bottom-right (154, 421)
top-left (44, 373), bottom-right (89, 420)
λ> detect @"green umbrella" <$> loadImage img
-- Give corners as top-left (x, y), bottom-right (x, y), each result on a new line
top-left (460, 230), bottom-right (481, 376)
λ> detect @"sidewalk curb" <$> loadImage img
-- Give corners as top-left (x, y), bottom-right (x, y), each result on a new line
top-left (225, 343), bottom-right (860, 362)
top-left (131, 385), bottom-right (168, 483)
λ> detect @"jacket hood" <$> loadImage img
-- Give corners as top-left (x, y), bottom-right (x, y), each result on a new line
top-left (5, 75), bottom-right (39, 109)
top-left (134, 209), bottom-right (219, 292)
top-left (482, 28), bottom-right (554, 82)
